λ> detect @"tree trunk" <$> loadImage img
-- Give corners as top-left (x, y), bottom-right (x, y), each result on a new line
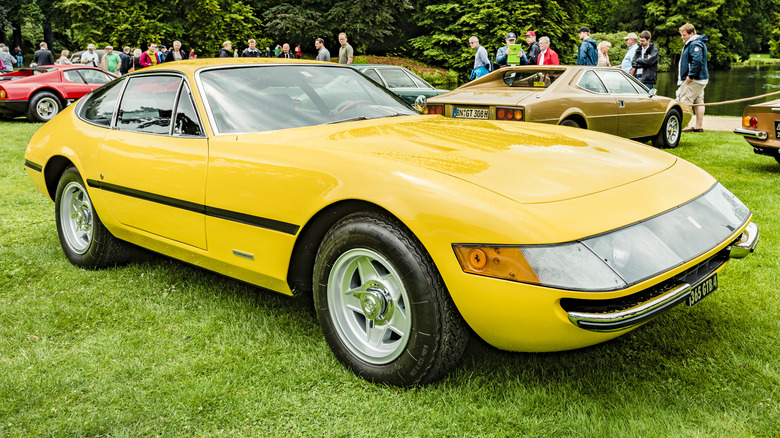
top-left (44, 25), bottom-right (54, 51)
top-left (12, 20), bottom-right (23, 49)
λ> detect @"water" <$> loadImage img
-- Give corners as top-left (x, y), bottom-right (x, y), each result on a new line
top-left (654, 64), bottom-right (780, 116)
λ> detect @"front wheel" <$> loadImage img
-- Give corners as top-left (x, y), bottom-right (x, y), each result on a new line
top-left (55, 166), bottom-right (132, 268)
top-left (653, 109), bottom-right (682, 149)
top-left (313, 212), bottom-right (468, 386)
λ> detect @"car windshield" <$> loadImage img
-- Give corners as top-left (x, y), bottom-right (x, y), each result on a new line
top-left (198, 65), bottom-right (417, 134)
top-left (502, 69), bottom-right (566, 88)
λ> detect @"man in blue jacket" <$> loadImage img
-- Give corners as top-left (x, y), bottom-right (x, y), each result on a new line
top-left (678, 23), bottom-right (709, 132)
top-left (576, 27), bottom-right (598, 66)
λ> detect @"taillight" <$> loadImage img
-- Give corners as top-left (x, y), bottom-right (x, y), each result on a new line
top-left (743, 116), bottom-right (758, 128)
top-left (496, 107), bottom-right (523, 121)
top-left (424, 104), bottom-right (444, 115)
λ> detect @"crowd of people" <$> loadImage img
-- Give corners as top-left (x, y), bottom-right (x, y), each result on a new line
top-left (469, 23), bottom-right (709, 131)
top-left (3, 32), bottom-right (358, 75)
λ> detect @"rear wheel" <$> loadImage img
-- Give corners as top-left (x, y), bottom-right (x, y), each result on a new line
top-left (653, 109), bottom-right (681, 149)
top-left (560, 118), bottom-right (583, 128)
top-left (313, 212), bottom-right (468, 386)
top-left (55, 166), bottom-right (132, 268)
top-left (27, 91), bottom-right (62, 123)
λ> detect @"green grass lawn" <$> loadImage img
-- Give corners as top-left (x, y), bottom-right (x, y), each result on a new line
top-left (1, 121), bottom-right (778, 436)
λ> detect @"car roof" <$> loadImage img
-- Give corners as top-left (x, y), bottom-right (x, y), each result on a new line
top-left (129, 57), bottom-right (346, 76)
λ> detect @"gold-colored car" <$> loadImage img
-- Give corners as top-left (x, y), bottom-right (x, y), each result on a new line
top-left (426, 65), bottom-right (693, 149)
top-left (734, 98), bottom-right (780, 164)
top-left (25, 59), bottom-right (758, 386)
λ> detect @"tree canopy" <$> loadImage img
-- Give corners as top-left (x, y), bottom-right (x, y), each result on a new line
top-left (2, 0), bottom-right (778, 71)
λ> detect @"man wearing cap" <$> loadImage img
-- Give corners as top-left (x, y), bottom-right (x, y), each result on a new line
top-left (576, 26), bottom-right (598, 66)
top-left (524, 31), bottom-right (540, 65)
top-left (621, 32), bottom-right (639, 73)
top-left (631, 30), bottom-right (659, 89)
top-left (496, 32), bottom-right (527, 68)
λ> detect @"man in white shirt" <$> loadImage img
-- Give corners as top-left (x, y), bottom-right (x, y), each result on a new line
top-left (80, 44), bottom-right (99, 67)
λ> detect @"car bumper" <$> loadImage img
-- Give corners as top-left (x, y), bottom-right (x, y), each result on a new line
top-left (0, 100), bottom-right (28, 117)
top-left (442, 220), bottom-right (757, 352)
top-left (735, 128), bottom-right (780, 156)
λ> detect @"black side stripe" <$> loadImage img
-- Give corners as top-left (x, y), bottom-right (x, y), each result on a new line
top-left (86, 179), bottom-right (299, 235)
top-left (25, 160), bottom-right (43, 172)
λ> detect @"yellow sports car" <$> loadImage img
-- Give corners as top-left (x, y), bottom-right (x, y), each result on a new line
top-left (25, 59), bottom-right (758, 386)
top-left (426, 65), bottom-right (693, 149)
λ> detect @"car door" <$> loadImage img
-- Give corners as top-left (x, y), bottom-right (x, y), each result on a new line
top-left (98, 74), bottom-right (209, 249)
top-left (573, 69), bottom-right (618, 134)
top-left (59, 69), bottom-right (93, 99)
top-left (596, 69), bottom-right (666, 138)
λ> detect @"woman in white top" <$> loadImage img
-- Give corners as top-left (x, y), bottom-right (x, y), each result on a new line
top-left (597, 41), bottom-right (611, 67)
top-left (55, 50), bottom-right (72, 65)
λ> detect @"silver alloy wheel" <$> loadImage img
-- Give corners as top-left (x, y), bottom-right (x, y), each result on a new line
top-left (36, 96), bottom-right (58, 120)
top-left (327, 248), bottom-right (412, 364)
top-left (666, 114), bottom-right (680, 145)
top-left (59, 181), bottom-right (94, 255)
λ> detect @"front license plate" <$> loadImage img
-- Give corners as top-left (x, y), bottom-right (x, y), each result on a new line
top-left (687, 273), bottom-right (718, 306)
top-left (774, 120), bottom-right (779, 139)
top-left (454, 107), bottom-right (489, 119)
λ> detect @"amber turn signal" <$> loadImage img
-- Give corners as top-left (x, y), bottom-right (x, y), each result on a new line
top-left (453, 245), bottom-right (540, 283)
top-left (0, 89), bottom-right (7, 99)
top-left (496, 106), bottom-right (523, 121)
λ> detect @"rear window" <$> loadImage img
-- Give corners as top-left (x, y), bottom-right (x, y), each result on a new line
top-left (503, 69), bottom-right (566, 88)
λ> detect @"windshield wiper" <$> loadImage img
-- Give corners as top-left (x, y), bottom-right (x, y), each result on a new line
top-left (325, 116), bottom-right (369, 125)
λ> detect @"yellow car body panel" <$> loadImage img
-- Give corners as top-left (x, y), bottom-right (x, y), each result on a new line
top-left (24, 59), bottom-right (754, 355)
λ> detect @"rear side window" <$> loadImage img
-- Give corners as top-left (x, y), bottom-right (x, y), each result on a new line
top-left (62, 70), bottom-right (85, 84)
top-left (173, 84), bottom-right (202, 137)
top-left (596, 70), bottom-right (639, 94)
top-left (78, 69), bottom-right (114, 84)
top-left (578, 70), bottom-right (607, 93)
top-left (79, 79), bottom-right (124, 126)
top-left (117, 75), bottom-right (182, 135)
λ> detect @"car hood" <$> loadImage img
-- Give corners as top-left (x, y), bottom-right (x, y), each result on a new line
top-left (430, 89), bottom-right (539, 107)
top-left (240, 116), bottom-right (677, 204)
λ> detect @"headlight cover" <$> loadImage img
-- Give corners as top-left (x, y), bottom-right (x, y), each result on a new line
top-left (453, 183), bottom-right (751, 291)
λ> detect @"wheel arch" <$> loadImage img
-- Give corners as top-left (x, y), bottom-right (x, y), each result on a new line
top-left (287, 199), bottom-right (407, 296)
top-left (43, 155), bottom-right (76, 201)
top-left (29, 86), bottom-right (66, 106)
top-left (559, 112), bottom-right (587, 129)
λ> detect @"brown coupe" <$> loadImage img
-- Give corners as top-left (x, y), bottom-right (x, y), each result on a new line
top-left (426, 65), bottom-right (693, 148)
top-left (734, 98), bottom-right (780, 164)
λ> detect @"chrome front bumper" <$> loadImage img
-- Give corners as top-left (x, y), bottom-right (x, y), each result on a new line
top-left (567, 222), bottom-right (759, 333)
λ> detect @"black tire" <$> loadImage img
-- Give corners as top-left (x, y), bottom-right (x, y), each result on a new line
top-left (55, 166), bottom-right (132, 268)
top-left (313, 212), bottom-right (468, 386)
top-left (560, 118), bottom-right (582, 128)
top-left (27, 91), bottom-right (63, 123)
top-left (652, 109), bottom-right (682, 149)
top-left (774, 155), bottom-right (780, 165)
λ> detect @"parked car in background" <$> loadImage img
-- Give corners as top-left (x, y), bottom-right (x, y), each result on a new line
top-left (426, 65), bottom-right (692, 149)
top-left (734, 99), bottom-right (780, 165)
top-left (350, 64), bottom-right (449, 105)
top-left (70, 50), bottom-right (106, 65)
top-left (0, 65), bottom-right (116, 122)
top-left (24, 58), bottom-right (758, 386)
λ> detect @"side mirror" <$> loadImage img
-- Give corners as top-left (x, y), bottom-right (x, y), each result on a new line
top-left (414, 95), bottom-right (427, 112)
top-left (648, 88), bottom-right (657, 97)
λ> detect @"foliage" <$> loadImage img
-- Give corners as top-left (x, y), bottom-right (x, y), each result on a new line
top-left (409, 0), bottom-right (579, 81)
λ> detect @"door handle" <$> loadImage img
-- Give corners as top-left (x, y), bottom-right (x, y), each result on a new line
top-left (618, 101), bottom-right (625, 108)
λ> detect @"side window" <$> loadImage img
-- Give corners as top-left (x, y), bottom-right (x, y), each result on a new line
top-left (173, 84), bottom-right (203, 137)
top-left (117, 75), bottom-right (182, 135)
top-left (379, 69), bottom-right (416, 88)
top-left (79, 79), bottom-right (124, 127)
top-left (62, 70), bottom-right (85, 84)
top-left (408, 72), bottom-right (432, 89)
top-left (596, 70), bottom-right (639, 94)
top-left (578, 70), bottom-right (608, 93)
top-left (78, 69), bottom-right (114, 84)
top-left (362, 68), bottom-right (383, 86)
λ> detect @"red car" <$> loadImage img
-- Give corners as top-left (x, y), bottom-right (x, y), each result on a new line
top-left (0, 65), bottom-right (117, 122)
